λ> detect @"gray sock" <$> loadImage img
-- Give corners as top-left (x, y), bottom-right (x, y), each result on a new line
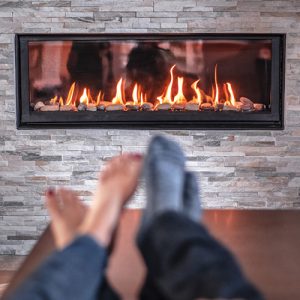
top-left (139, 135), bottom-right (186, 233)
top-left (183, 172), bottom-right (202, 222)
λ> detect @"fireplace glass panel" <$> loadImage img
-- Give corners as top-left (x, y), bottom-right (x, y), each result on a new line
top-left (28, 39), bottom-right (272, 113)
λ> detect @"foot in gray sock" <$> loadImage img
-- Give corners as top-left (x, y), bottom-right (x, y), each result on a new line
top-left (183, 172), bottom-right (202, 222)
top-left (139, 135), bottom-right (186, 235)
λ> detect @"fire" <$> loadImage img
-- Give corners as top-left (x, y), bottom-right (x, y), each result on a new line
top-left (79, 88), bottom-right (89, 105)
top-left (132, 83), bottom-right (138, 105)
top-left (112, 78), bottom-right (125, 105)
top-left (127, 83), bottom-right (147, 107)
top-left (157, 65), bottom-right (176, 104)
top-left (132, 83), bottom-right (145, 105)
top-left (225, 82), bottom-right (236, 106)
top-left (58, 96), bottom-right (64, 106)
top-left (96, 91), bottom-right (104, 105)
top-left (43, 64), bottom-right (242, 112)
top-left (49, 95), bottom-right (64, 106)
top-left (214, 64), bottom-right (219, 106)
top-left (141, 93), bottom-right (147, 105)
top-left (174, 77), bottom-right (187, 104)
top-left (66, 82), bottom-right (76, 105)
top-left (50, 95), bottom-right (58, 105)
top-left (157, 65), bottom-right (188, 106)
top-left (191, 79), bottom-right (202, 104)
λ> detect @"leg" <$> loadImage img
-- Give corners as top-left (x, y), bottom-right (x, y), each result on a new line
top-left (46, 188), bottom-right (120, 300)
top-left (6, 235), bottom-right (107, 300)
top-left (137, 135), bottom-right (263, 300)
top-left (6, 154), bottom-right (142, 300)
top-left (137, 135), bottom-right (185, 300)
top-left (138, 211), bottom-right (264, 300)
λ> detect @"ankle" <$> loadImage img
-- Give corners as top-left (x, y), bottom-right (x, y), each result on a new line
top-left (79, 201), bottom-right (121, 247)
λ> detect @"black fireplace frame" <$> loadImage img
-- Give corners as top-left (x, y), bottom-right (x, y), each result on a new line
top-left (15, 33), bottom-right (285, 130)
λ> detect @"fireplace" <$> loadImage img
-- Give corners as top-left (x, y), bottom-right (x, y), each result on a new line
top-left (15, 33), bottom-right (285, 129)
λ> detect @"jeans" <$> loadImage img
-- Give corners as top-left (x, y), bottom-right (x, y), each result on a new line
top-left (138, 211), bottom-right (263, 300)
top-left (6, 211), bottom-right (263, 300)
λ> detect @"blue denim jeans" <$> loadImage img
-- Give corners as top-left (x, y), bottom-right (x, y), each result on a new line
top-left (6, 211), bottom-right (263, 300)
top-left (6, 235), bottom-right (108, 300)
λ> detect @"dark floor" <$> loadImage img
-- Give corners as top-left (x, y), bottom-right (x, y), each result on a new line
top-left (1, 210), bottom-right (300, 300)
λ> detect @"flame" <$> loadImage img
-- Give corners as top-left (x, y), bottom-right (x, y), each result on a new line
top-left (226, 82), bottom-right (236, 106)
top-left (112, 78), bottom-right (125, 105)
top-left (191, 79), bottom-right (202, 104)
top-left (174, 77), bottom-right (187, 104)
top-left (157, 65), bottom-right (176, 104)
top-left (214, 64), bottom-right (219, 106)
top-left (87, 89), bottom-right (94, 104)
top-left (50, 95), bottom-right (58, 105)
top-left (43, 64), bottom-right (242, 112)
top-left (130, 83), bottom-right (147, 106)
top-left (141, 93), bottom-right (147, 105)
top-left (66, 82), bottom-right (76, 105)
top-left (79, 88), bottom-right (89, 105)
top-left (58, 96), bottom-right (64, 106)
top-left (96, 91), bottom-right (104, 106)
top-left (132, 83), bottom-right (140, 105)
top-left (223, 83), bottom-right (229, 105)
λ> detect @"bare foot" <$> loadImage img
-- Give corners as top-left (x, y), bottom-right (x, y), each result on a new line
top-left (46, 188), bottom-right (86, 249)
top-left (79, 153), bottom-right (143, 247)
top-left (46, 154), bottom-right (142, 250)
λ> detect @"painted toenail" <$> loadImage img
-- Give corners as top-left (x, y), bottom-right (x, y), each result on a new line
top-left (47, 188), bottom-right (54, 196)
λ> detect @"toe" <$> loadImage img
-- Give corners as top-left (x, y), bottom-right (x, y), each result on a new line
top-left (46, 188), bottom-right (62, 221)
top-left (60, 188), bottom-right (75, 206)
top-left (57, 188), bottom-right (71, 208)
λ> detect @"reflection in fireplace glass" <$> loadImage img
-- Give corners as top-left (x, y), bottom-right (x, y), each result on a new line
top-left (29, 39), bottom-right (272, 113)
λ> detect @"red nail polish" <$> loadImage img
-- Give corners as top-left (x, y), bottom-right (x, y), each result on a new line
top-left (47, 188), bottom-right (54, 196)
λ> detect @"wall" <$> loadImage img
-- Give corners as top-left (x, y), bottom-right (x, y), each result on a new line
top-left (0, 0), bottom-right (299, 254)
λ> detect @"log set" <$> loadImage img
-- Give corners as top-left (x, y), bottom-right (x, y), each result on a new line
top-left (33, 97), bottom-right (265, 112)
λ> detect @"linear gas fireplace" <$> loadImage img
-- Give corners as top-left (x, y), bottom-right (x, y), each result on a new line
top-left (15, 33), bottom-right (285, 129)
